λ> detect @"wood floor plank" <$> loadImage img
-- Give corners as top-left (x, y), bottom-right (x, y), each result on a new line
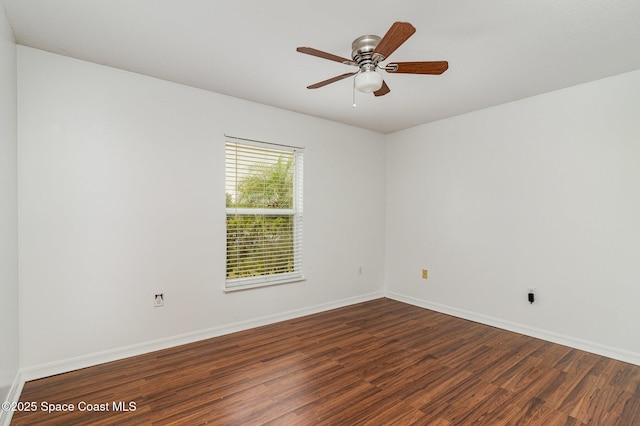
top-left (11, 298), bottom-right (640, 425)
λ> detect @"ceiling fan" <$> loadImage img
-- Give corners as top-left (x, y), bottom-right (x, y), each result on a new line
top-left (297, 21), bottom-right (448, 97)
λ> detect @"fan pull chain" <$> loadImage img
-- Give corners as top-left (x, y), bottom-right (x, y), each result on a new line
top-left (352, 78), bottom-right (357, 108)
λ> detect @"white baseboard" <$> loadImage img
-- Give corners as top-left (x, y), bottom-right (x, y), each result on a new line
top-left (0, 371), bottom-right (25, 426)
top-left (20, 292), bottom-right (385, 382)
top-left (385, 291), bottom-right (640, 367)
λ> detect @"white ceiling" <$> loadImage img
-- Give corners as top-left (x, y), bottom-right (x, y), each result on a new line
top-left (3, 0), bottom-right (640, 134)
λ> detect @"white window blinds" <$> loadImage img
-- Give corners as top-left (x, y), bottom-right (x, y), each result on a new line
top-left (225, 137), bottom-right (304, 290)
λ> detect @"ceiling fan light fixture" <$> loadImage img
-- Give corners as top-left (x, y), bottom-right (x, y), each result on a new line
top-left (354, 70), bottom-right (383, 93)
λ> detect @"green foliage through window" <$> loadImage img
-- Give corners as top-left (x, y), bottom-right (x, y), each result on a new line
top-left (226, 214), bottom-right (294, 278)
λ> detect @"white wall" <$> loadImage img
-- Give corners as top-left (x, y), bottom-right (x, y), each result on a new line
top-left (0, 3), bottom-right (19, 403)
top-left (17, 46), bottom-right (386, 370)
top-left (16, 39), bottom-right (640, 375)
top-left (385, 70), bottom-right (640, 364)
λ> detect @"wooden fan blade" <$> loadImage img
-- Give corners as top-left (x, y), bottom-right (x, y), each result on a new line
top-left (296, 47), bottom-right (356, 66)
top-left (372, 22), bottom-right (416, 60)
top-left (374, 80), bottom-right (390, 97)
top-left (307, 72), bottom-right (358, 89)
top-left (386, 61), bottom-right (449, 74)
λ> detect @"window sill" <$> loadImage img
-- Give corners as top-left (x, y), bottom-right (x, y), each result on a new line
top-left (224, 276), bottom-right (306, 293)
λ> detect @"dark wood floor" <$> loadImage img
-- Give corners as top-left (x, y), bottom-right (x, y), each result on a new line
top-left (12, 298), bottom-right (640, 425)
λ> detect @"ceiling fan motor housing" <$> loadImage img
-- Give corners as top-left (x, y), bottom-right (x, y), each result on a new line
top-left (351, 35), bottom-right (382, 72)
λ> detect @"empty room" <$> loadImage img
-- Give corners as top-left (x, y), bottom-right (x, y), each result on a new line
top-left (1, 1), bottom-right (640, 425)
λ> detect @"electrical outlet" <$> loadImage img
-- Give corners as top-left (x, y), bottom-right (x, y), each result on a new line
top-left (154, 293), bottom-right (164, 307)
top-left (422, 269), bottom-right (428, 279)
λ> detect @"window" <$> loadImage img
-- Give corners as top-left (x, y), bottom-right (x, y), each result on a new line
top-left (225, 137), bottom-right (304, 291)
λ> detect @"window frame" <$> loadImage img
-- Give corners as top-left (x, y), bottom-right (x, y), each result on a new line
top-left (224, 137), bottom-right (304, 291)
